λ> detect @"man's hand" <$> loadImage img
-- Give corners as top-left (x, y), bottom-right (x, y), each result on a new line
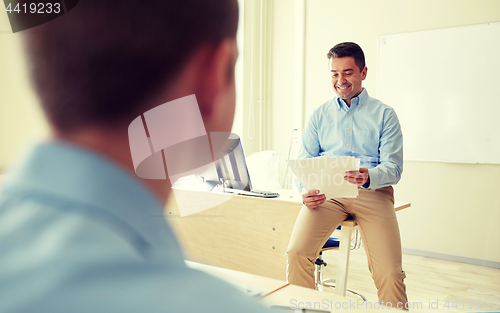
top-left (302, 190), bottom-right (326, 209)
top-left (344, 167), bottom-right (370, 187)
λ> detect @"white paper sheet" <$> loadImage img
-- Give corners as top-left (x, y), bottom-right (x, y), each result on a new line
top-left (287, 156), bottom-right (360, 198)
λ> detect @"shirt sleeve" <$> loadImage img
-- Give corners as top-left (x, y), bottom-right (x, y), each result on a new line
top-left (0, 201), bottom-right (269, 313)
top-left (366, 108), bottom-right (403, 190)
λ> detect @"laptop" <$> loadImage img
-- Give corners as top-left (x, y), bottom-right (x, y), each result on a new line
top-left (210, 134), bottom-right (279, 198)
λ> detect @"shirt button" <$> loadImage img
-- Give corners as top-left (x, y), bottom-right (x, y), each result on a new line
top-left (346, 143), bottom-right (350, 146)
top-left (347, 128), bottom-right (350, 131)
top-left (348, 112), bottom-right (351, 115)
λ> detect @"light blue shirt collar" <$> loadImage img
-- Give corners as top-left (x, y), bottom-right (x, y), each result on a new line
top-left (335, 88), bottom-right (368, 111)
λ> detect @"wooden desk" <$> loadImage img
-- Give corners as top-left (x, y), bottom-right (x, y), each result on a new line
top-left (262, 284), bottom-right (399, 312)
top-left (166, 189), bottom-right (301, 280)
top-left (187, 261), bottom-right (399, 312)
top-left (166, 188), bottom-right (410, 282)
top-left (186, 260), bottom-right (287, 297)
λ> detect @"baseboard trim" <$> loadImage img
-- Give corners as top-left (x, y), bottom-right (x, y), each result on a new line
top-left (402, 247), bottom-right (500, 269)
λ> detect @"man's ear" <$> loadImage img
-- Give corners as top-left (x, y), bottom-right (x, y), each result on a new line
top-left (361, 66), bottom-right (368, 80)
top-left (194, 39), bottom-right (238, 132)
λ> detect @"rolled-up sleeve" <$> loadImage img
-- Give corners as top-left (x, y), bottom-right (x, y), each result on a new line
top-left (367, 108), bottom-right (403, 190)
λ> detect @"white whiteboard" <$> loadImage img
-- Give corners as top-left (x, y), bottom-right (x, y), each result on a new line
top-left (378, 22), bottom-right (500, 164)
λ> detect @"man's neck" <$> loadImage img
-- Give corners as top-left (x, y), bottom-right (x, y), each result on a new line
top-left (54, 127), bottom-right (171, 203)
top-left (343, 89), bottom-right (364, 108)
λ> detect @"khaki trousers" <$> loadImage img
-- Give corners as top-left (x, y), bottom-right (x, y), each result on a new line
top-left (286, 186), bottom-right (408, 308)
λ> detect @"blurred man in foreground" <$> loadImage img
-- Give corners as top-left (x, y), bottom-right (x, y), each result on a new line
top-left (0, 0), bottom-right (268, 312)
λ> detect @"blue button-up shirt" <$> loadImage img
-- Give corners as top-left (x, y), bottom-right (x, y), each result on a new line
top-left (298, 88), bottom-right (403, 190)
top-left (0, 142), bottom-right (268, 313)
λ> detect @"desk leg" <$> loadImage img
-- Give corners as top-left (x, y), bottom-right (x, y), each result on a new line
top-left (335, 225), bottom-right (352, 297)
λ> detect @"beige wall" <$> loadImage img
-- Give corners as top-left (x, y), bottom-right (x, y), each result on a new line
top-left (0, 10), bottom-right (49, 170)
top-left (270, 0), bottom-right (297, 159)
top-left (267, 0), bottom-right (500, 263)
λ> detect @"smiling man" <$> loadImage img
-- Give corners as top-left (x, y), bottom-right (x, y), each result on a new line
top-left (286, 42), bottom-right (408, 309)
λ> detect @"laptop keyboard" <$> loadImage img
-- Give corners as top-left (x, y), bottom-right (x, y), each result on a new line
top-left (214, 186), bottom-right (280, 198)
top-left (238, 190), bottom-right (280, 198)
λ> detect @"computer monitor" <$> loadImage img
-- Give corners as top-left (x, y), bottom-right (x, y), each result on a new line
top-left (213, 134), bottom-right (252, 192)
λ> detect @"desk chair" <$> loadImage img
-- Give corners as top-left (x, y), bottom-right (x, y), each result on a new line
top-left (314, 219), bottom-right (366, 301)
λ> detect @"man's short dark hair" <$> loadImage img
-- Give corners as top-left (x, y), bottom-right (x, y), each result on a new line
top-left (327, 42), bottom-right (365, 72)
top-left (23, 0), bottom-right (238, 132)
